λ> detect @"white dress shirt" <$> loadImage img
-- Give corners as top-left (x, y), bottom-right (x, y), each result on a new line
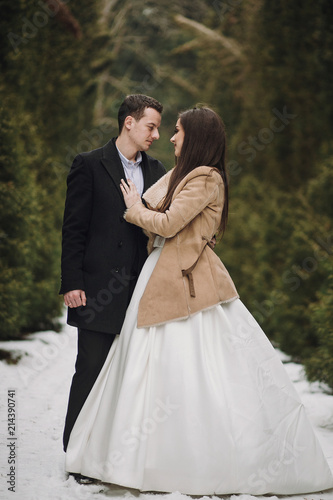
top-left (116, 146), bottom-right (144, 197)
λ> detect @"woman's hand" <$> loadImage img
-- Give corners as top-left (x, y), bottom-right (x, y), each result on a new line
top-left (120, 179), bottom-right (141, 208)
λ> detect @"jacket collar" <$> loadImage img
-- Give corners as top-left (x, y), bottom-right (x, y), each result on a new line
top-left (143, 169), bottom-right (173, 208)
top-left (101, 138), bottom-right (153, 199)
top-left (143, 166), bottom-right (216, 209)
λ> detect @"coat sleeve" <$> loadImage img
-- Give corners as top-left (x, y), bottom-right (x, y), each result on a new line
top-left (60, 155), bottom-right (93, 294)
top-left (125, 171), bottom-right (223, 238)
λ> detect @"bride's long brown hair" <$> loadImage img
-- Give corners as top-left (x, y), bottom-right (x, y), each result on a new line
top-left (159, 106), bottom-right (229, 236)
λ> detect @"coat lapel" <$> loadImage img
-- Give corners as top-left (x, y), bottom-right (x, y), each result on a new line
top-left (101, 138), bottom-right (153, 199)
top-left (100, 138), bottom-right (126, 200)
top-left (142, 153), bottom-right (153, 193)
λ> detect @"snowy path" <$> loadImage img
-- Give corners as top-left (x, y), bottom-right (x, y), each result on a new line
top-left (1, 312), bottom-right (333, 500)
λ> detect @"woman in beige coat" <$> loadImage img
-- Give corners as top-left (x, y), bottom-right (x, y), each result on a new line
top-left (65, 107), bottom-right (333, 496)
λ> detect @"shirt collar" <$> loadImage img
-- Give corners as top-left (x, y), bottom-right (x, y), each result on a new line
top-left (116, 146), bottom-right (142, 169)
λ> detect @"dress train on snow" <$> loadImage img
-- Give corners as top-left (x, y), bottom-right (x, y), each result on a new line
top-left (66, 241), bottom-right (333, 495)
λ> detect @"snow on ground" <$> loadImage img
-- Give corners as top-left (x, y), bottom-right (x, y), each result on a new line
top-left (1, 311), bottom-right (333, 500)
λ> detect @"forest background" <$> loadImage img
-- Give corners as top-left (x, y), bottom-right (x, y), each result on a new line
top-left (0, 0), bottom-right (332, 389)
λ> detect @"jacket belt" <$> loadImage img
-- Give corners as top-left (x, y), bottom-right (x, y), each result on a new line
top-left (182, 237), bottom-right (213, 298)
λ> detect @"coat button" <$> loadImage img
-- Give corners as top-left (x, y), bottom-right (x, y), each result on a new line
top-left (118, 241), bottom-right (123, 247)
top-left (113, 267), bottom-right (119, 273)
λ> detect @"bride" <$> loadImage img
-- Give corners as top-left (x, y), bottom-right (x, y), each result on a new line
top-left (65, 106), bottom-right (333, 495)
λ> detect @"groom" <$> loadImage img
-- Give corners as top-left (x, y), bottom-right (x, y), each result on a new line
top-left (60, 94), bottom-right (165, 454)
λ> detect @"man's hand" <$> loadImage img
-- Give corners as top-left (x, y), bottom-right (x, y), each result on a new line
top-left (64, 290), bottom-right (87, 308)
top-left (120, 179), bottom-right (141, 208)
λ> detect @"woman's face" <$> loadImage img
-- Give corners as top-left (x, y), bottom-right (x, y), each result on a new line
top-left (170, 118), bottom-right (185, 157)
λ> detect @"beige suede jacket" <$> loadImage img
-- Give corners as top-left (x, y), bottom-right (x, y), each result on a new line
top-left (124, 166), bottom-right (239, 327)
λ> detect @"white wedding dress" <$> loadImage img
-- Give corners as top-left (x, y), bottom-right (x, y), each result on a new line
top-left (66, 238), bottom-right (333, 495)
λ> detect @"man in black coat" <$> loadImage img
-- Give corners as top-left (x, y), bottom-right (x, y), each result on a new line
top-left (60, 94), bottom-right (166, 453)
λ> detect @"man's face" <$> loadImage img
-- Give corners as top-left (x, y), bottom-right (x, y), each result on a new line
top-left (126, 107), bottom-right (161, 151)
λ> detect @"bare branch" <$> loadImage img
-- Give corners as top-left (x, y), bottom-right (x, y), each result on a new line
top-left (165, 71), bottom-right (199, 97)
top-left (174, 14), bottom-right (244, 60)
top-left (171, 39), bottom-right (202, 55)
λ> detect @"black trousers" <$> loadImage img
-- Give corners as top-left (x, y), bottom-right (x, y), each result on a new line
top-left (63, 328), bottom-right (116, 452)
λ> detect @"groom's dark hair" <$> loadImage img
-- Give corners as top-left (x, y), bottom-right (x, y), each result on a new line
top-left (118, 94), bottom-right (163, 134)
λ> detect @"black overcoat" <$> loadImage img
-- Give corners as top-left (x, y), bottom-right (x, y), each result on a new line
top-left (60, 138), bottom-right (166, 334)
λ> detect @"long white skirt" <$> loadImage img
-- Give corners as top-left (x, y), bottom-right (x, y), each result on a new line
top-left (65, 245), bottom-right (333, 495)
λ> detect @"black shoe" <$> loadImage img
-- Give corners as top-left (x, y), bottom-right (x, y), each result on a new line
top-left (71, 473), bottom-right (96, 485)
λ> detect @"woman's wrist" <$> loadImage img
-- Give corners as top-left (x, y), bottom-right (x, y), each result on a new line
top-left (127, 199), bottom-right (142, 209)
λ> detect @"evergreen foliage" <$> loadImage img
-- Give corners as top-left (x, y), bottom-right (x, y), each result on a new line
top-left (0, 0), bottom-right (99, 338)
